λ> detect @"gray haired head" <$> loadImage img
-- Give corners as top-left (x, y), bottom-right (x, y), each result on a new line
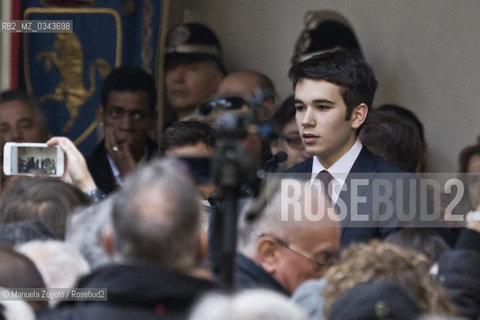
top-left (111, 158), bottom-right (201, 271)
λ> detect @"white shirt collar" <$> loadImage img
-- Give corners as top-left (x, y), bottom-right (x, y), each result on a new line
top-left (107, 155), bottom-right (123, 186)
top-left (107, 147), bottom-right (148, 186)
top-left (311, 139), bottom-right (363, 203)
top-left (312, 139), bottom-right (363, 176)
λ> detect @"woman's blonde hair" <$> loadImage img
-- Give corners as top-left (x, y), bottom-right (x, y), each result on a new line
top-left (322, 240), bottom-right (456, 318)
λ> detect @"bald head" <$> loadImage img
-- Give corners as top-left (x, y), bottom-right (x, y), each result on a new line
top-left (217, 71), bottom-right (276, 121)
top-left (217, 71), bottom-right (270, 97)
top-left (237, 179), bottom-right (340, 293)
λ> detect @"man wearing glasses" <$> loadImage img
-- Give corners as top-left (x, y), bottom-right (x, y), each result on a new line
top-left (235, 179), bottom-right (340, 294)
top-left (270, 95), bottom-right (312, 171)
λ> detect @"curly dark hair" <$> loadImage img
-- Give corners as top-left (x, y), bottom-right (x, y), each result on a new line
top-left (161, 121), bottom-right (216, 152)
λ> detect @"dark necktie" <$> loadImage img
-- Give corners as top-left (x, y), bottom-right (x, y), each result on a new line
top-left (316, 170), bottom-right (334, 200)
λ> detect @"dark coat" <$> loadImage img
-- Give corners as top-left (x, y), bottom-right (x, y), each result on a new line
top-left (436, 229), bottom-right (480, 320)
top-left (234, 253), bottom-right (289, 295)
top-left (87, 138), bottom-right (157, 195)
top-left (39, 264), bottom-right (216, 320)
top-left (286, 145), bottom-right (400, 175)
top-left (287, 147), bottom-right (409, 247)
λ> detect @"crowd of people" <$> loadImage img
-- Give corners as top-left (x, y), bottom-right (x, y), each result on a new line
top-left (0, 11), bottom-right (479, 320)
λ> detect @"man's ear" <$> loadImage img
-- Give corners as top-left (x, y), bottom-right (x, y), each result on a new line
top-left (210, 67), bottom-right (224, 92)
top-left (256, 238), bottom-right (282, 274)
top-left (151, 109), bottom-right (158, 121)
top-left (150, 109), bottom-right (158, 127)
top-left (195, 231), bottom-right (208, 263)
top-left (351, 103), bottom-right (368, 129)
top-left (102, 226), bottom-right (115, 257)
top-left (147, 110), bottom-right (159, 141)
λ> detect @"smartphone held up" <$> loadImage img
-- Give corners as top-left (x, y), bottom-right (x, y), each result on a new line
top-left (3, 142), bottom-right (65, 177)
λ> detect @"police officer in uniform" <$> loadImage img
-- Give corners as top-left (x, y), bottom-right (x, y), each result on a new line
top-left (164, 23), bottom-right (226, 121)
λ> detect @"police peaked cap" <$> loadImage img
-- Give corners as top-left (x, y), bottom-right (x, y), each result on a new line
top-left (292, 10), bottom-right (363, 65)
top-left (165, 22), bottom-right (225, 73)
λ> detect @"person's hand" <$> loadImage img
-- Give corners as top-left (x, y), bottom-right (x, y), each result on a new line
top-left (467, 203), bottom-right (480, 233)
top-left (47, 137), bottom-right (97, 192)
top-left (104, 126), bottom-right (136, 176)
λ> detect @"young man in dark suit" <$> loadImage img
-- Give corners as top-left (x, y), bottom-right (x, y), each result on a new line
top-left (287, 50), bottom-right (410, 246)
top-left (87, 66), bottom-right (157, 195)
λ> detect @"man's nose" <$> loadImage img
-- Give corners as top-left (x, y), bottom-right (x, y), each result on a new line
top-left (168, 66), bottom-right (186, 82)
top-left (10, 126), bottom-right (23, 141)
top-left (301, 108), bottom-right (315, 127)
top-left (118, 113), bottom-right (134, 130)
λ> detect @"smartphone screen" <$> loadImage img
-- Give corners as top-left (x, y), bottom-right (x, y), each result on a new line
top-left (3, 143), bottom-right (64, 177)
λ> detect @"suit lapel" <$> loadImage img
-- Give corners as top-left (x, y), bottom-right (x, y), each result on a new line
top-left (338, 147), bottom-right (379, 233)
top-left (99, 143), bottom-right (118, 194)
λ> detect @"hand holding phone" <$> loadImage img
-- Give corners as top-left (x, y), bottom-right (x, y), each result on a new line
top-left (46, 137), bottom-right (97, 192)
top-left (3, 142), bottom-right (65, 177)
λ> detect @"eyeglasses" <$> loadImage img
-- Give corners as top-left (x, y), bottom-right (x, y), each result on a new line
top-left (257, 232), bottom-right (336, 267)
top-left (199, 97), bottom-right (250, 115)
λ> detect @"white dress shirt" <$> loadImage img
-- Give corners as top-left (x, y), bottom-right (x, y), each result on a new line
top-left (107, 147), bottom-right (148, 186)
top-left (311, 139), bottom-right (363, 203)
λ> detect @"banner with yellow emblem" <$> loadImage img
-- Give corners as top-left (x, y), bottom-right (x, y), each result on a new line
top-left (22, 0), bottom-right (167, 156)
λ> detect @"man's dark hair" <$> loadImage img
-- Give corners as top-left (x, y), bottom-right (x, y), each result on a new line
top-left (359, 109), bottom-right (422, 172)
top-left (0, 178), bottom-right (91, 239)
top-left (377, 104), bottom-right (425, 145)
top-left (0, 243), bottom-right (45, 289)
top-left (1, 90), bottom-right (37, 105)
top-left (0, 243), bottom-right (48, 310)
top-left (288, 50), bottom-right (377, 118)
top-left (101, 66), bottom-right (157, 111)
top-left (270, 95), bottom-right (295, 136)
top-left (0, 220), bottom-right (57, 246)
top-left (162, 121), bottom-right (216, 152)
top-left (457, 142), bottom-right (480, 211)
top-left (459, 143), bottom-right (480, 173)
top-left (384, 228), bottom-right (450, 263)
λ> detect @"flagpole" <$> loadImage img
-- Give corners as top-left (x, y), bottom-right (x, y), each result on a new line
top-left (155, 0), bottom-right (171, 145)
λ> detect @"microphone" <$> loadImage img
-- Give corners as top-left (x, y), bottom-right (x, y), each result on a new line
top-left (263, 151), bottom-right (288, 171)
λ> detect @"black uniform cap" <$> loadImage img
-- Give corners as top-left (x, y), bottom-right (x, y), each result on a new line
top-left (165, 22), bottom-right (225, 74)
top-left (292, 10), bottom-right (363, 65)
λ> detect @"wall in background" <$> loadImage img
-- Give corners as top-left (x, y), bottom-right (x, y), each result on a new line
top-left (168, 0), bottom-right (480, 172)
